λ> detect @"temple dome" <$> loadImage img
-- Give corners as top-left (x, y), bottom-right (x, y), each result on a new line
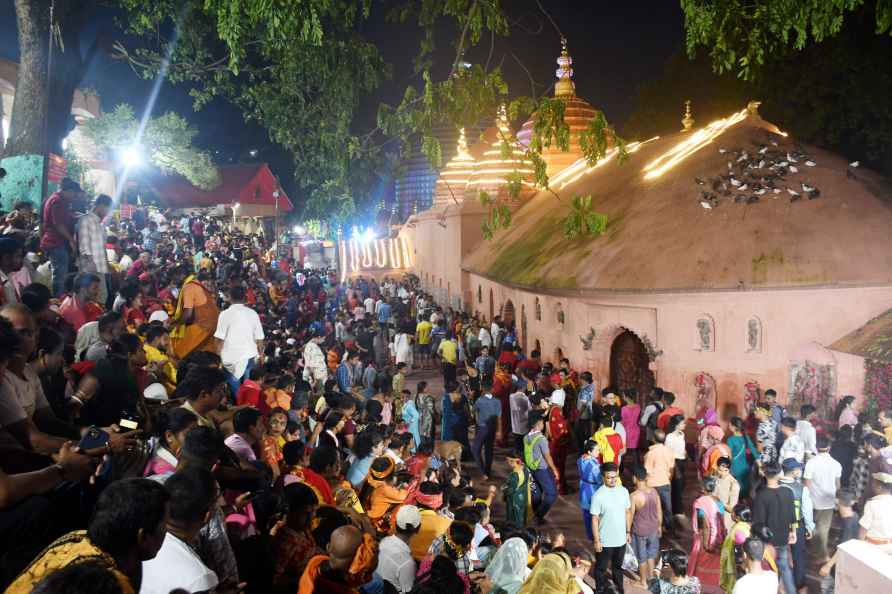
top-left (433, 128), bottom-right (478, 207)
top-left (463, 106), bottom-right (892, 291)
top-left (516, 41), bottom-right (602, 177)
top-left (465, 105), bottom-right (536, 199)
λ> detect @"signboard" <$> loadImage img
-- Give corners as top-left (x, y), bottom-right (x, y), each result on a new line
top-left (47, 153), bottom-right (67, 183)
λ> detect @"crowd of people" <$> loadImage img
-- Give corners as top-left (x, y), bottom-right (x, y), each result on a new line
top-left (0, 177), bottom-right (890, 594)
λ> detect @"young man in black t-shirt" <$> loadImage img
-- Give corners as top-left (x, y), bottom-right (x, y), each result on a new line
top-left (752, 463), bottom-right (797, 594)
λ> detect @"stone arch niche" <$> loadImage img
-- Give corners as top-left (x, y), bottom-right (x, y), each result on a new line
top-left (608, 327), bottom-right (655, 406)
top-left (788, 342), bottom-right (838, 423)
top-left (746, 316), bottom-right (763, 353)
top-left (695, 314), bottom-right (716, 352)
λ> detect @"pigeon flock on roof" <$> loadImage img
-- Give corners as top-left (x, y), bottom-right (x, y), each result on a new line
top-left (695, 138), bottom-right (861, 210)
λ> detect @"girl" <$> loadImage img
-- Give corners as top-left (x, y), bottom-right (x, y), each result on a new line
top-left (689, 476), bottom-right (725, 591)
top-left (261, 407), bottom-right (289, 480)
top-left (649, 549), bottom-right (702, 594)
top-left (502, 453), bottom-right (532, 527)
top-left (345, 430), bottom-right (385, 489)
top-left (719, 504), bottom-right (777, 594)
top-left (622, 388), bottom-right (642, 465)
top-left (401, 389), bottom-right (421, 450)
top-left (836, 395), bottom-right (858, 429)
top-left (727, 417), bottom-right (758, 497)
top-left (144, 407), bottom-right (197, 476)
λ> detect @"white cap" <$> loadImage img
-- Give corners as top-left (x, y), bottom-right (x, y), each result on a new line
top-left (144, 382), bottom-right (168, 401)
top-left (149, 310), bottom-right (169, 323)
top-left (550, 388), bottom-right (566, 407)
top-left (395, 504), bottom-right (422, 529)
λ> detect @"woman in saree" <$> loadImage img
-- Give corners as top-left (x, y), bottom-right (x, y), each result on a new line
top-left (726, 417), bottom-right (758, 497)
top-left (719, 503), bottom-right (777, 594)
top-left (484, 537), bottom-right (531, 594)
top-left (516, 552), bottom-right (579, 594)
top-left (689, 476), bottom-right (726, 592)
top-left (502, 453), bottom-right (532, 527)
top-left (170, 269), bottom-right (220, 359)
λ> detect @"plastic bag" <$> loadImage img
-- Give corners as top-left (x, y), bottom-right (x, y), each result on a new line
top-left (622, 542), bottom-right (639, 573)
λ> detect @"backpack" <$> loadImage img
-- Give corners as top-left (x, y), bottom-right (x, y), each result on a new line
top-left (780, 480), bottom-right (804, 524)
top-left (524, 434), bottom-right (546, 471)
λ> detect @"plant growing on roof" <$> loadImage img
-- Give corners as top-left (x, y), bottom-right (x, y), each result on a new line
top-left (641, 334), bottom-right (663, 361)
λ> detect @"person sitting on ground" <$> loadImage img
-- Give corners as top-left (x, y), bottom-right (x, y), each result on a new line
top-left (5, 478), bottom-right (170, 594)
top-left (272, 482), bottom-right (321, 591)
top-left (647, 548), bottom-right (701, 594)
top-left (297, 524), bottom-right (378, 594)
top-left (139, 467), bottom-right (221, 594)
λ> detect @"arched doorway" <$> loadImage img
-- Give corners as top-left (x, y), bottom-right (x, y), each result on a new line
top-left (609, 330), bottom-right (655, 405)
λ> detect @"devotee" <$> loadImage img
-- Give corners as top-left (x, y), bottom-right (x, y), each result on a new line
top-left (79, 311), bottom-right (125, 362)
top-left (143, 324), bottom-right (177, 395)
top-left (836, 395), bottom-right (858, 429)
top-left (858, 471), bottom-right (892, 547)
top-left (272, 483), bottom-right (320, 591)
top-left (39, 178), bottom-right (79, 297)
top-left (731, 538), bottom-right (777, 594)
top-left (76, 194), bottom-right (112, 306)
top-left (754, 404), bottom-right (779, 467)
top-left (471, 380), bottom-right (502, 481)
top-left (778, 417), bottom-right (805, 464)
top-left (171, 269), bottom-right (220, 359)
top-left (524, 410), bottom-right (559, 524)
top-left (375, 504), bottom-right (421, 593)
top-left (645, 428), bottom-right (676, 533)
top-left (630, 466), bottom-right (661, 588)
top-left (214, 284), bottom-right (265, 396)
top-left (666, 414), bottom-right (688, 519)
top-left (712, 457), bottom-right (740, 530)
top-left (590, 462), bottom-right (631, 594)
top-left (688, 476), bottom-right (726, 590)
top-left (298, 524), bottom-right (377, 594)
top-left (648, 549), bottom-right (701, 594)
top-left (804, 434), bottom-right (842, 563)
top-left (0, 237), bottom-right (24, 306)
top-left (578, 439), bottom-right (602, 541)
top-left (751, 463), bottom-right (797, 594)
top-left (4, 478), bottom-right (170, 594)
top-left (796, 404), bottom-right (818, 460)
top-left (139, 467), bottom-right (220, 594)
top-left (726, 417), bottom-right (758, 497)
top-left (59, 273), bottom-right (103, 332)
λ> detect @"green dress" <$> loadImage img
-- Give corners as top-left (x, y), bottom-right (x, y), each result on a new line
top-left (503, 467), bottom-right (531, 526)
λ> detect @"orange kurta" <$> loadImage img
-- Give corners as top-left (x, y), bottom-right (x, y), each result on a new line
top-left (172, 280), bottom-right (219, 359)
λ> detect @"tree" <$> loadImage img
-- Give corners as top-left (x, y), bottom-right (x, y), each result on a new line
top-left (4, 0), bottom-right (106, 157)
top-left (680, 0), bottom-right (892, 80)
top-left (81, 104), bottom-right (220, 189)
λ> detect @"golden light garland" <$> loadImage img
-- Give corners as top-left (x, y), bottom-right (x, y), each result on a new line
top-left (339, 237), bottom-right (415, 282)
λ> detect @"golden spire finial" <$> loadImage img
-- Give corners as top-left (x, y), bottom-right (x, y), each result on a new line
top-left (681, 100), bottom-right (694, 132)
top-left (554, 37), bottom-right (575, 98)
top-left (456, 127), bottom-right (469, 158)
top-left (496, 104), bottom-right (510, 135)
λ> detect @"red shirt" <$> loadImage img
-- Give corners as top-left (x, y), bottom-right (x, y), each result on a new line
top-left (497, 351), bottom-right (518, 370)
top-left (59, 295), bottom-right (103, 331)
top-left (516, 358), bottom-right (541, 377)
top-left (236, 380), bottom-right (263, 410)
top-left (39, 191), bottom-right (74, 250)
top-left (657, 406), bottom-right (684, 431)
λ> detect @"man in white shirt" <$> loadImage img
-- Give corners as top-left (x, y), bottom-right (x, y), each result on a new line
top-left (490, 317), bottom-right (502, 351)
top-left (364, 295), bottom-right (375, 315)
top-left (478, 324), bottom-right (492, 349)
top-left (376, 505), bottom-right (421, 593)
top-left (141, 466), bottom-right (220, 594)
top-left (778, 417), bottom-right (805, 464)
top-left (509, 390), bottom-right (531, 453)
top-left (796, 404), bottom-right (818, 460)
top-left (214, 285), bottom-right (264, 389)
top-left (733, 536), bottom-right (779, 594)
top-left (804, 435), bottom-right (842, 562)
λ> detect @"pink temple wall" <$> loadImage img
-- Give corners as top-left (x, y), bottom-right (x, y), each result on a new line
top-left (463, 273), bottom-right (892, 417)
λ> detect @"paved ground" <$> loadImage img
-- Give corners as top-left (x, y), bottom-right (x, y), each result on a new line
top-left (405, 365), bottom-right (826, 593)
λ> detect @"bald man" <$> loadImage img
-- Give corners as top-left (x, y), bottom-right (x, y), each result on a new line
top-left (298, 524), bottom-right (377, 594)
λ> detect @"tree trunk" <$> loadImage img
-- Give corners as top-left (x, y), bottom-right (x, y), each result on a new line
top-left (4, 0), bottom-right (52, 158)
top-left (4, 0), bottom-right (98, 159)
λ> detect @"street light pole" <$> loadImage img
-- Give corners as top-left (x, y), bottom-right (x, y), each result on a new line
top-left (273, 189), bottom-right (280, 255)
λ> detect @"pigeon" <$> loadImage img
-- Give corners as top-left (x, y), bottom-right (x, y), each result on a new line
top-left (737, 153), bottom-right (749, 163)
top-left (757, 160), bottom-right (766, 169)
top-left (802, 183), bottom-right (816, 193)
top-left (773, 188), bottom-right (781, 194)
top-left (758, 146), bottom-right (768, 154)
top-left (787, 188), bottom-right (800, 197)
top-left (694, 177), bottom-right (705, 186)
top-left (719, 148), bottom-right (728, 154)
top-left (787, 152), bottom-right (798, 163)
top-left (754, 189), bottom-right (766, 195)
top-left (737, 184), bottom-right (749, 191)
top-left (730, 178), bottom-right (741, 187)
top-left (778, 161), bottom-right (789, 167)
top-left (805, 160), bottom-right (816, 167)
top-left (789, 165), bottom-right (798, 173)
top-left (700, 201), bottom-right (713, 209)
top-left (771, 140), bottom-right (778, 146)
top-left (850, 161), bottom-right (860, 168)
top-left (728, 162), bottom-right (733, 171)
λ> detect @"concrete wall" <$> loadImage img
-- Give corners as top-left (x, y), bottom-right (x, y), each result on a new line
top-left (464, 272), bottom-right (892, 416)
top-left (836, 539), bottom-right (892, 593)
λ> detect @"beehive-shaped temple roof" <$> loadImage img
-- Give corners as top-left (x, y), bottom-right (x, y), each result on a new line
top-left (463, 105), bottom-right (892, 291)
top-left (433, 127), bottom-right (478, 207)
top-left (465, 105), bottom-right (536, 199)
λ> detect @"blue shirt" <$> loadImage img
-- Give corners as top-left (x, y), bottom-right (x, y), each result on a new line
top-left (474, 355), bottom-right (495, 379)
top-left (590, 484), bottom-right (631, 547)
top-left (346, 455), bottom-right (374, 487)
top-left (377, 302), bottom-right (391, 324)
top-left (473, 394), bottom-right (502, 427)
top-left (336, 362), bottom-right (353, 394)
top-left (577, 383), bottom-right (595, 419)
top-left (577, 456), bottom-right (602, 509)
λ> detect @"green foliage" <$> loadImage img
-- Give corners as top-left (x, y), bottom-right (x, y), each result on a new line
top-left (63, 146), bottom-right (97, 197)
top-left (680, 0), bottom-right (892, 80)
top-left (562, 194), bottom-right (608, 239)
top-left (81, 104), bottom-right (220, 189)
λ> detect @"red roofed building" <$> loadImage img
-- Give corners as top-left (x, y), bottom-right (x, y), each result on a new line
top-left (151, 163), bottom-right (292, 218)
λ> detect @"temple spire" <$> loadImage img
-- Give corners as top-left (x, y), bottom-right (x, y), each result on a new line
top-left (554, 38), bottom-right (575, 98)
top-left (681, 100), bottom-right (694, 132)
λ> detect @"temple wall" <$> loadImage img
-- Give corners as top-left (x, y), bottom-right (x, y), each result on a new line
top-left (464, 272), bottom-right (892, 417)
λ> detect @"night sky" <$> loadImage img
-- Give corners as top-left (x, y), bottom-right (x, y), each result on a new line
top-left (0, 1), bottom-right (686, 198)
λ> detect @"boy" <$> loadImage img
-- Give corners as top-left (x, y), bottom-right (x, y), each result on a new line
top-left (630, 466), bottom-right (661, 588)
top-left (778, 417), bottom-right (805, 464)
